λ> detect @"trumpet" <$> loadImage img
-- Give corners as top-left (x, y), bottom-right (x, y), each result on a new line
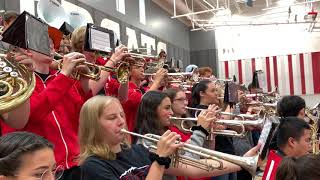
top-left (144, 69), bottom-right (199, 82)
top-left (54, 52), bottom-right (130, 83)
top-left (170, 116), bottom-right (246, 138)
top-left (121, 129), bottom-right (259, 176)
top-left (186, 107), bottom-right (259, 120)
top-left (128, 52), bottom-right (157, 59)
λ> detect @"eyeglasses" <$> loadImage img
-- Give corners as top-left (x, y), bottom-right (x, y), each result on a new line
top-left (14, 165), bottom-right (64, 180)
top-left (41, 165), bottom-right (64, 180)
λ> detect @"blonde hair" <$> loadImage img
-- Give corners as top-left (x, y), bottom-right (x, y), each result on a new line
top-left (78, 96), bottom-right (130, 165)
top-left (71, 26), bottom-right (86, 52)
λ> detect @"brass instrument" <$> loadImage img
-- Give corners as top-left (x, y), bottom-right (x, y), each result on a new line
top-left (170, 116), bottom-right (265, 138)
top-left (144, 69), bottom-right (199, 83)
top-left (186, 107), bottom-right (259, 120)
top-left (305, 106), bottom-right (320, 154)
top-left (121, 129), bottom-right (259, 175)
top-left (54, 52), bottom-right (130, 83)
top-left (0, 53), bottom-right (36, 114)
top-left (128, 52), bottom-right (157, 59)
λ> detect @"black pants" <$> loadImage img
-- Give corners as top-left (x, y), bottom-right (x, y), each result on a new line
top-left (59, 166), bottom-right (81, 180)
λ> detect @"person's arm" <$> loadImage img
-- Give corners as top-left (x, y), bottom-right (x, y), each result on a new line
top-left (117, 81), bottom-right (128, 103)
top-left (29, 52), bottom-right (87, 123)
top-left (148, 68), bottom-right (167, 91)
top-left (1, 99), bottom-right (30, 129)
top-left (145, 130), bottom-right (184, 180)
top-left (88, 45), bottom-right (129, 95)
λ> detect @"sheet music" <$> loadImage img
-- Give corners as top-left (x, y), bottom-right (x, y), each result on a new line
top-left (259, 116), bottom-right (279, 153)
top-left (90, 28), bottom-right (112, 52)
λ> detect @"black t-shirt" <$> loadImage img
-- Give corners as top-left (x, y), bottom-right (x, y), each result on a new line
top-left (81, 144), bottom-right (152, 180)
top-left (196, 104), bottom-right (235, 155)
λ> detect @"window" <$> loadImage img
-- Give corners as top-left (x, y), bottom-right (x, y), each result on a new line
top-left (101, 18), bottom-right (120, 39)
top-left (116, 0), bottom-right (126, 14)
top-left (139, 0), bottom-right (146, 25)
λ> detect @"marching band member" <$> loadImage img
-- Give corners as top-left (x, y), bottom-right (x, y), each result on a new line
top-left (79, 95), bottom-right (260, 180)
top-left (70, 26), bottom-right (129, 96)
top-left (0, 132), bottom-right (59, 180)
top-left (262, 117), bottom-right (311, 180)
top-left (122, 57), bottom-right (167, 132)
top-left (269, 95), bottom-right (306, 150)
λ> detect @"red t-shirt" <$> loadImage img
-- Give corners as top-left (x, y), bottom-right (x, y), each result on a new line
top-left (262, 150), bottom-right (283, 180)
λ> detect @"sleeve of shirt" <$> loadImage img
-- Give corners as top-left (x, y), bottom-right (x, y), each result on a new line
top-left (105, 77), bottom-right (120, 97)
top-left (29, 74), bottom-right (75, 122)
top-left (124, 88), bottom-right (142, 107)
top-left (81, 158), bottom-right (119, 180)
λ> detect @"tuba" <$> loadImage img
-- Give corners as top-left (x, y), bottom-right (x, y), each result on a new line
top-left (0, 52), bottom-right (35, 114)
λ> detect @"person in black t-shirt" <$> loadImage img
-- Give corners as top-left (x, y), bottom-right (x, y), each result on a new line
top-left (79, 96), bottom-right (260, 180)
top-left (190, 80), bottom-right (240, 180)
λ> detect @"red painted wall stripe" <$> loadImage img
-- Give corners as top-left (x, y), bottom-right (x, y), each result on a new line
top-left (238, 60), bottom-right (243, 84)
top-left (273, 56), bottom-right (279, 88)
top-left (299, 54), bottom-right (306, 95)
top-left (224, 61), bottom-right (229, 79)
top-left (265, 57), bottom-right (271, 92)
top-left (287, 55), bottom-right (294, 95)
top-left (311, 52), bottom-right (320, 94)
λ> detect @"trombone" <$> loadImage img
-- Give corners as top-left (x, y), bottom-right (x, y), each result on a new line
top-left (121, 129), bottom-right (259, 176)
top-left (54, 52), bottom-right (130, 83)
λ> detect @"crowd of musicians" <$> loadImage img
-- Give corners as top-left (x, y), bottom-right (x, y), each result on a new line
top-left (0, 10), bottom-right (320, 180)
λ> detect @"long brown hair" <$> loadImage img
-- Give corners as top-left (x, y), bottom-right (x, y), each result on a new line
top-left (78, 96), bottom-right (130, 165)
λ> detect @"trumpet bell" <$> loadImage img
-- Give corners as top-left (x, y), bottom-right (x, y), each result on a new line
top-left (0, 54), bottom-right (36, 114)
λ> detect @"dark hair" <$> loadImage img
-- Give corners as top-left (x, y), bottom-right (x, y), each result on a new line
top-left (277, 96), bottom-right (306, 117)
top-left (277, 117), bottom-right (310, 148)
top-left (3, 11), bottom-right (18, 24)
top-left (0, 132), bottom-right (54, 176)
top-left (163, 88), bottom-right (181, 102)
top-left (276, 154), bottom-right (320, 180)
top-left (190, 80), bottom-right (211, 108)
top-left (135, 91), bottom-right (169, 135)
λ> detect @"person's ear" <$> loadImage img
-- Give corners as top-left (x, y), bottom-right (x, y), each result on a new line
top-left (298, 108), bottom-right (305, 119)
top-left (199, 91), bottom-right (205, 97)
top-left (287, 137), bottom-right (296, 148)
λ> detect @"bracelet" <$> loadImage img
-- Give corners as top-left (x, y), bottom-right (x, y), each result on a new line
top-left (149, 152), bottom-right (171, 169)
top-left (191, 125), bottom-right (209, 136)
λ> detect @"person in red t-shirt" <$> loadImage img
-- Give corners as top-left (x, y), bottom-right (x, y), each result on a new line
top-left (262, 117), bottom-right (311, 180)
top-left (121, 57), bottom-right (167, 132)
top-left (70, 26), bottom-right (129, 96)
